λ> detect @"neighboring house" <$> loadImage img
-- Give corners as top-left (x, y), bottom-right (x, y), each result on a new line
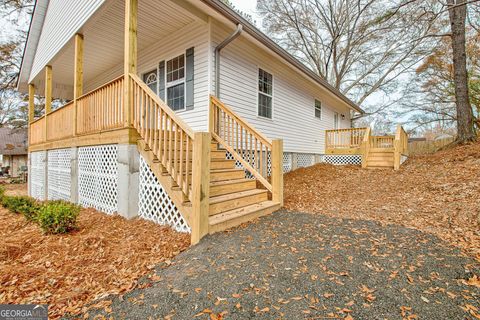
top-left (17, 0), bottom-right (407, 244)
top-left (0, 128), bottom-right (28, 178)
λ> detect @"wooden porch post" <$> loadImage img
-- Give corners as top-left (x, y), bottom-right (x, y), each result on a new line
top-left (73, 33), bottom-right (84, 136)
top-left (271, 139), bottom-right (284, 206)
top-left (191, 132), bottom-right (211, 245)
top-left (44, 65), bottom-right (52, 141)
top-left (28, 84), bottom-right (35, 145)
top-left (124, 0), bottom-right (137, 127)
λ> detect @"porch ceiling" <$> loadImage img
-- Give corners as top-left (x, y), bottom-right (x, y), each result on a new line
top-left (32, 0), bottom-right (196, 97)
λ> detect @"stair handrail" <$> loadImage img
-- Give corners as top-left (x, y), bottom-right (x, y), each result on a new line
top-left (361, 127), bottom-right (371, 168)
top-left (209, 95), bottom-right (273, 192)
top-left (394, 124), bottom-right (408, 170)
top-left (130, 73), bottom-right (195, 201)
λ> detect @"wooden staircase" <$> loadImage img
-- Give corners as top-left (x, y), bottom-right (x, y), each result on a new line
top-left (129, 74), bottom-right (283, 245)
top-left (365, 148), bottom-right (395, 169)
top-left (208, 141), bottom-right (280, 233)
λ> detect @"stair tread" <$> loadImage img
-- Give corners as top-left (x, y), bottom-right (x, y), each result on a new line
top-left (210, 168), bottom-right (244, 173)
top-left (210, 178), bottom-right (254, 186)
top-left (210, 189), bottom-right (267, 204)
top-left (209, 201), bottom-right (278, 225)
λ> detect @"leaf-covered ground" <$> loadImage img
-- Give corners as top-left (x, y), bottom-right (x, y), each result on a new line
top-left (0, 184), bottom-right (190, 319)
top-left (82, 211), bottom-right (479, 319)
top-left (285, 141), bottom-right (480, 260)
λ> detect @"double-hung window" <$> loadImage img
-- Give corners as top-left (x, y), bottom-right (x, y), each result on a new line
top-left (314, 99), bottom-right (322, 119)
top-left (258, 68), bottom-right (273, 119)
top-left (166, 54), bottom-right (186, 111)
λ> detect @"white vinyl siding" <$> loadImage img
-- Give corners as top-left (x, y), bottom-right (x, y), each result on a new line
top-left (29, 0), bottom-right (105, 82)
top-left (211, 20), bottom-right (352, 154)
top-left (86, 21), bottom-right (210, 132)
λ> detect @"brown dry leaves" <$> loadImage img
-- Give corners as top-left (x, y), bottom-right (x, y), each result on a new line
top-left (0, 193), bottom-right (190, 319)
top-left (284, 141), bottom-right (480, 260)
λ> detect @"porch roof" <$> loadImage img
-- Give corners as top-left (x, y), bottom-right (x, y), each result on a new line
top-left (18, 0), bottom-right (364, 114)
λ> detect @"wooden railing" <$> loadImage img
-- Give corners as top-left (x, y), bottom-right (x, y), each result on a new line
top-left (30, 116), bottom-right (46, 145)
top-left (361, 127), bottom-right (371, 168)
top-left (394, 125), bottom-right (408, 170)
top-left (370, 136), bottom-right (395, 149)
top-left (210, 95), bottom-right (273, 192)
top-left (29, 76), bottom-right (125, 145)
top-left (46, 102), bottom-right (74, 140)
top-left (325, 127), bottom-right (367, 151)
top-left (77, 76), bottom-right (125, 135)
top-left (130, 73), bottom-right (195, 202)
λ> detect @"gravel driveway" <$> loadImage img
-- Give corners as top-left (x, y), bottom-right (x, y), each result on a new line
top-left (80, 210), bottom-right (480, 320)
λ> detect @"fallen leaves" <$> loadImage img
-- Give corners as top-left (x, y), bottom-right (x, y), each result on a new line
top-left (0, 199), bottom-right (190, 319)
top-left (284, 141), bottom-right (480, 261)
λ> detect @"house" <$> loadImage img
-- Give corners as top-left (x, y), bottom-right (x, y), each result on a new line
top-left (17, 0), bottom-right (408, 244)
top-left (0, 127), bottom-right (28, 178)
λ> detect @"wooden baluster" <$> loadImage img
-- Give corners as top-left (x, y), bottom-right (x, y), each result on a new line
top-left (168, 117), bottom-right (173, 171)
top-left (259, 142), bottom-right (264, 177)
top-left (185, 136), bottom-right (190, 197)
top-left (179, 130), bottom-right (184, 188)
top-left (174, 123), bottom-right (178, 180)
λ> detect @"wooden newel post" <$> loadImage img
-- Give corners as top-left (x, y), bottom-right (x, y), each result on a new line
top-left (271, 139), bottom-right (283, 206)
top-left (191, 132), bottom-right (211, 245)
top-left (73, 33), bottom-right (84, 136)
top-left (393, 125), bottom-right (401, 171)
top-left (28, 84), bottom-right (35, 145)
top-left (44, 65), bottom-right (52, 142)
top-left (124, 0), bottom-right (137, 127)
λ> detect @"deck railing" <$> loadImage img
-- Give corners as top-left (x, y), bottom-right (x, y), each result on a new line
top-left (210, 95), bottom-right (273, 191)
top-left (210, 95), bottom-right (283, 204)
top-left (130, 73), bottom-right (195, 202)
top-left (30, 116), bottom-right (46, 145)
top-left (76, 76), bottom-right (124, 135)
top-left (325, 127), bottom-right (367, 151)
top-left (46, 102), bottom-right (74, 141)
top-left (370, 136), bottom-right (395, 149)
top-left (394, 125), bottom-right (408, 170)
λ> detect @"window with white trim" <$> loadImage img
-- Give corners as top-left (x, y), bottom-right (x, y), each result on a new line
top-left (166, 54), bottom-right (185, 111)
top-left (258, 68), bottom-right (273, 119)
top-left (314, 99), bottom-right (322, 119)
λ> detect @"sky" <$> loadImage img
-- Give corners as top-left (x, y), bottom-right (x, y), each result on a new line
top-left (230, 0), bottom-right (261, 26)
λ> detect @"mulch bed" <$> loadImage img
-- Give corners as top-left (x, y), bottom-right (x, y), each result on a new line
top-left (0, 185), bottom-right (190, 319)
top-left (284, 141), bottom-right (480, 261)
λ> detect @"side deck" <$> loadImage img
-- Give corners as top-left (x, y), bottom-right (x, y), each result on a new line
top-left (326, 127), bottom-right (409, 169)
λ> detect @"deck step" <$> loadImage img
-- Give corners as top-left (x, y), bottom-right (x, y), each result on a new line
top-left (211, 168), bottom-right (245, 182)
top-left (210, 179), bottom-right (256, 197)
top-left (211, 150), bottom-right (228, 159)
top-left (209, 201), bottom-right (280, 234)
top-left (209, 189), bottom-right (268, 216)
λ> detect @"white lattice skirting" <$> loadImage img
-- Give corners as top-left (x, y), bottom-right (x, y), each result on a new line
top-left (78, 145), bottom-right (118, 214)
top-left (226, 150), bottom-right (272, 178)
top-left (324, 155), bottom-right (362, 166)
top-left (30, 151), bottom-right (46, 200)
top-left (138, 155), bottom-right (190, 233)
top-left (401, 155), bottom-right (408, 165)
top-left (47, 149), bottom-right (72, 201)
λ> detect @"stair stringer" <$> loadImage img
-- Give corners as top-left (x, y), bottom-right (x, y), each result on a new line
top-left (136, 139), bottom-right (193, 228)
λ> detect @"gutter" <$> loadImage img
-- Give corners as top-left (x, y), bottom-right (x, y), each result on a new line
top-left (214, 24), bottom-right (243, 98)
top-left (201, 0), bottom-right (364, 114)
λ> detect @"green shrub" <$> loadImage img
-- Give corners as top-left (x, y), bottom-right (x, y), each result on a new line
top-left (37, 201), bottom-right (81, 234)
top-left (0, 186), bottom-right (5, 200)
top-left (1, 196), bottom-right (39, 219)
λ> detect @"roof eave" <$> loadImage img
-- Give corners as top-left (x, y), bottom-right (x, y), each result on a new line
top-left (201, 0), bottom-right (364, 114)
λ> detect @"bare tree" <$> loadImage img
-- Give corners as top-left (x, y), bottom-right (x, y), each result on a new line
top-left (257, 0), bottom-right (439, 115)
top-left (447, 0), bottom-right (477, 143)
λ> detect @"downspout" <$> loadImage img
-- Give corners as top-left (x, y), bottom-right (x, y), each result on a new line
top-left (215, 24), bottom-right (243, 98)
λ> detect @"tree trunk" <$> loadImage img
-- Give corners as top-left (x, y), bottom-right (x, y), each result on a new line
top-left (447, 0), bottom-right (477, 143)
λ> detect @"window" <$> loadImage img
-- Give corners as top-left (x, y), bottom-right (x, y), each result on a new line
top-left (143, 70), bottom-right (158, 93)
top-left (314, 100), bottom-right (322, 119)
top-left (166, 54), bottom-right (185, 111)
top-left (258, 68), bottom-right (273, 119)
